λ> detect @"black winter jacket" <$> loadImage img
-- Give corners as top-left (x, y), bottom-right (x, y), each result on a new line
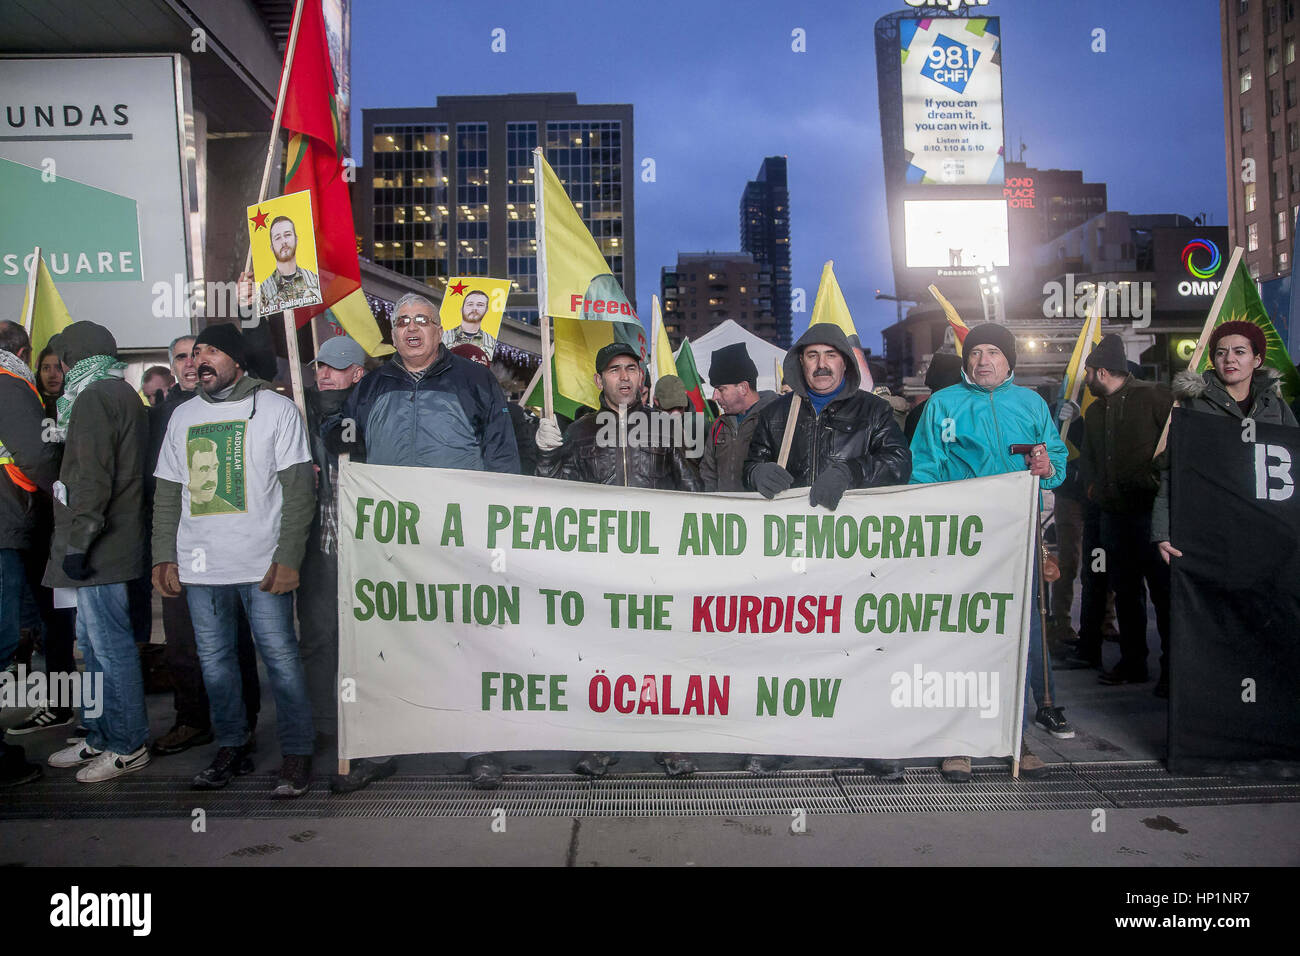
top-left (537, 397), bottom-right (704, 491)
top-left (743, 325), bottom-right (911, 490)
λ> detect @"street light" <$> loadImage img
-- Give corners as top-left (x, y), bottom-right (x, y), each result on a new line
top-left (875, 289), bottom-right (918, 324)
top-left (976, 265), bottom-right (1003, 323)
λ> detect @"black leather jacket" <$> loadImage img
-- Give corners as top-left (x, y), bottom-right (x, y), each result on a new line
top-left (537, 397), bottom-right (703, 491)
top-left (743, 325), bottom-right (911, 490)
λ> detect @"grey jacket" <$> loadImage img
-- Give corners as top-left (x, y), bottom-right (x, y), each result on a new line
top-left (700, 391), bottom-right (779, 492)
top-left (1151, 367), bottom-right (1298, 542)
top-left (327, 350), bottom-right (519, 473)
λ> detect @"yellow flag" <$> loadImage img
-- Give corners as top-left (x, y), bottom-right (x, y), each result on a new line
top-left (927, 284), bottom-right (971, 357)
top-left (329, 288), bottom-right (394, 357)
top-left (650, 295), bottom-right (677, 383)
top-left (1058, 290), bottom-right (1105, 459)
top-left (20, 253), bottom-right (72, 371)
top-left (809, 260), bottom-right (857, 339)
top-left (535, 149), bottom-right (631, 322)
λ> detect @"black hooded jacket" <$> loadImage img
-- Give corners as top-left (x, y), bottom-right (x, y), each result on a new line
top-left (744, 325), bottom-right (911, 490)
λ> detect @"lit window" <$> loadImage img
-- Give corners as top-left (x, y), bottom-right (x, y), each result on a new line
top-left (1248, 221), bottom-right (1260, 251)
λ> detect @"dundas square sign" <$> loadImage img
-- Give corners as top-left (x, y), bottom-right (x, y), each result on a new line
top-left (0, 55), bottom-right (198, 350)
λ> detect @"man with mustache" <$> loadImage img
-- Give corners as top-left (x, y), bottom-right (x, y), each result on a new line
top-left (324, 293), bottom-right (519, 791)
top-left (742, 323), bottom-right (912, 776)
top-left (257, 216), bottom-right (321, 314)
top-left (153, 323), bottom-right (317, 798)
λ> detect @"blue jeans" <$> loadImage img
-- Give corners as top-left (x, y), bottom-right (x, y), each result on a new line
top-left (1023, 556), bottom-right (1056, 732)
top-left (187, 584), bottom-right (313, 755)
top-left (0, 548), bottom-right (24, 667)
top-left (77, 582), bottom-right (149, 755)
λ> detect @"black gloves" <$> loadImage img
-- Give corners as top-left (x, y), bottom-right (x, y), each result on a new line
top-left (752, 462), bottom-right (795, 499)
top-left (62, 552), bottom-right (91, 581)
top-left (809, 461), bottom-right (853, 510)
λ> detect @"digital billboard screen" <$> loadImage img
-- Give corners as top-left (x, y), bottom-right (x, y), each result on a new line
top-left (903, 199), bottom-right (1009, 270)
top-left (900, 17), bottom-right (1004, 186)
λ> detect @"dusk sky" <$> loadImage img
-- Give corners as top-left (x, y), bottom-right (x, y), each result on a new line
top-left (351, 0), bottom-right (1226, 347)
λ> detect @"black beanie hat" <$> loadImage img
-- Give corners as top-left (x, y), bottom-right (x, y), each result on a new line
top-left (709, 343), bottom-right (758, 387)
top-left (194, 323), bottom-right (249, 370)
top-left (1084, 333), bottom-right (1128, 374)
top-left (962, 323), bottom-right (1017, 371)
top-left (924, 351), bottom-right (963, 391)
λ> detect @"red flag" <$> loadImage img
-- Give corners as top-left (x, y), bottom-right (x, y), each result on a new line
top-left (674, 337), bottom-right (715, 424)
top-left (276, 0), bottom-right (386, 353)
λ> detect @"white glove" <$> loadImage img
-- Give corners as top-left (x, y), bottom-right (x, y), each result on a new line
top-left (535, 416), bottom-right (563, 451)
top-left (1057, 399), bottom-right (1080, 423)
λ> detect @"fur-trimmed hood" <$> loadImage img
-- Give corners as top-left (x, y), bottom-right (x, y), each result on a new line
top-left (1172, 365), bottom-right (1281, 402)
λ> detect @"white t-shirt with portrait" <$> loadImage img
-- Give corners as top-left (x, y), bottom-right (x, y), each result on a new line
top-left (156, 387), bottom-right (311, 585)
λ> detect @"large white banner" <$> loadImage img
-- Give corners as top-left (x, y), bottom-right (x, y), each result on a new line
top-left (337, 466), bottom-right (1037, 760)
top-left (900, 17), bottom-right (1004, 186)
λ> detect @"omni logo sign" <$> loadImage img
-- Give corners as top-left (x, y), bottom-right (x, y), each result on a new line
top-left (1178, 239), bottom-right (1222, 296)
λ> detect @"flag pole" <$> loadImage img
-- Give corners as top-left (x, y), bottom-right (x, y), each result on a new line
top-left (649, 294), bottom-right (662, 388)
top-left (1059, 288), bottom-right (1104, 442)
top-left (245, 0), bottom-right (308, 419)
top-left (533, 148), bottom-right (554, 420)
top-left (20, 245), bottom-right (39, 336)
top-left (777, 395), bottom-right (801, 469)
top-left (245, 0), bottom-right (307, 279)
top-left (1153, 245), bottom-right (1245, 457)
top-left (517, 343), bottom-right (552, 407)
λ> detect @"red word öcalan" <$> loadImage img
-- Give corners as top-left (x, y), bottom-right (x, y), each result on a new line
top-left (588, 673), bottom-right (730, 715)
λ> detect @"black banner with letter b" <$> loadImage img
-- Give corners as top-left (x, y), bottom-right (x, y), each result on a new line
top-left (1168, 408), bottom-right (1300, 775)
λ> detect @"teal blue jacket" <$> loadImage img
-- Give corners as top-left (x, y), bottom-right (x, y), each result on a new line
top-left (909, 371), bottom-right (1067, 489)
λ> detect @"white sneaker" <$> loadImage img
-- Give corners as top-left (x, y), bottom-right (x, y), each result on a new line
top-left (48, 741), bottom-right (103, 768)
top-left (76, 746), bottom-right (151, 783)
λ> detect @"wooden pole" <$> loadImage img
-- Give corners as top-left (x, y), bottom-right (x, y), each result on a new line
top-left (1152, 245), bottom-right (1245, 458)
top-left (517, 343), bottom-right (552, 407)
top-left (20, 245), bottom-right (39, 335)
top-left (533, 148), bottom-right (554, 420)
top-left (336, 450), bottom-right (351, 778)
top-left (777, 393), bottom-right (801, 469)
top-left (773, 357), bottom-right (782, 393)
top-left (243, 0), bottom-right (307, 279)
top-left (282, 309), bottom-right (308, 419)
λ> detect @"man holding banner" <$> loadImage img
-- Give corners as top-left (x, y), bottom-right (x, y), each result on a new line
top-left (908, 323), bottom-right (1071, 780)
top-left (536, 341), bottom-right (703, 777)
top-left (744, 324), bottom-right (910, 507)
top-left (325, 292), bottom-right (518, 791)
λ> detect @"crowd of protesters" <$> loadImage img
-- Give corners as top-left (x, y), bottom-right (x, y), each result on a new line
top-left (2, 304), bottom-right (1292, 793)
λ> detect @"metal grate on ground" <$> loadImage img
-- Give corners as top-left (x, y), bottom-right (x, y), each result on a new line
top-left (836, 766), bottom-right (1109, 813)
top-left (2, 762), bottom-right (1298, 820)
top-left (585, 771), bottom-right (851, 817)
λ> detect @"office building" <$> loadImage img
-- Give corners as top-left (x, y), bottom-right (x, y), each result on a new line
top-left (360, 93), bottom-right (635, 325)
top-left (739, 156), bottom-right (792, 347)
top-left (661, 253), bottom-right (775, 347)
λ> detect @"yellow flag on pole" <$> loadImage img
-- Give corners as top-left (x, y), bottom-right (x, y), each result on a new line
top-left (809, 260), bottom-right (857, 339)
top-left (1058, 288), bottom-right (1105, 459)
top-left (536, 150), bottom-right (630, 322)
top-left (927, 284), bottom-right (971, 357)
top-left (20, 251), bottom-right (72, 372)
top-left (650, 295), bottom-right (677, 384)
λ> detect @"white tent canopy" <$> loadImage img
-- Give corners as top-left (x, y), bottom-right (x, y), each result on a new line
top-left (674, 319), bottom-right (787, 395)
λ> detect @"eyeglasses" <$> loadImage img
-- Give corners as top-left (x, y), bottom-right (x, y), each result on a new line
top-left (393, 314), bottom-right (435, 328)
